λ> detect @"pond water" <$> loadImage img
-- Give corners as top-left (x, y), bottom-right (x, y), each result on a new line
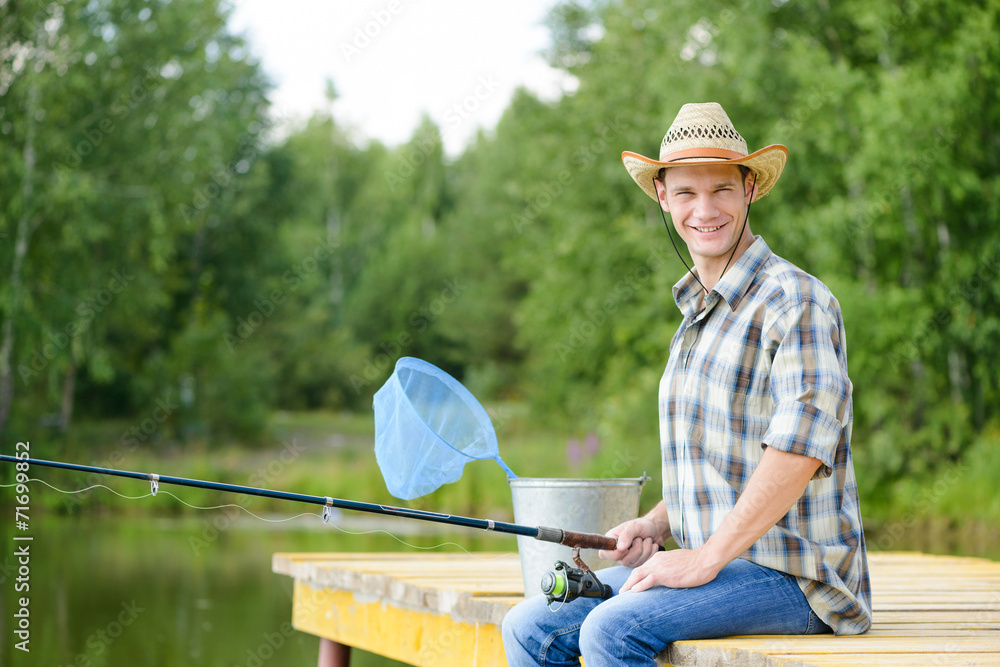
top-left (0, 511), bottom-right (517, 667)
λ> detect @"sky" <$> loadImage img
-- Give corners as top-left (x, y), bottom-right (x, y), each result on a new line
top-left (227, 0), bottom-right (576, 155)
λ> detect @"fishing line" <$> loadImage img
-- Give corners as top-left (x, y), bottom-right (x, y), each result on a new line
top-left (2, 454), bottom-right (617, 554)
top-left (547, 595), bottom-right (569, 613)
top-left (1, 477), bottom-right (516, 559)
top-left (4, 477), bottom-right (151, 500)
top-left (2, 477), bottom-right (322, 522)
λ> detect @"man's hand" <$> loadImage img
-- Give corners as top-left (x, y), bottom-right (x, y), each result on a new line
top-left (598, 517), bottom-right (663, 568)
top-left (619, 547), bottom-right (723, 593)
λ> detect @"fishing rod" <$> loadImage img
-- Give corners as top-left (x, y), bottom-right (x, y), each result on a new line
top-left (0, 455), bottom-right (616, 551)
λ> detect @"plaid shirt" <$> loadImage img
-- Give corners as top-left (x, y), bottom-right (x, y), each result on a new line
top-left (660, 236), bottom-right (872, 635)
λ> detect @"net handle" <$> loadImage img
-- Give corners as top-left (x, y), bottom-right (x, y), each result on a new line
top-left (494, 455), bottom-right (517, 479)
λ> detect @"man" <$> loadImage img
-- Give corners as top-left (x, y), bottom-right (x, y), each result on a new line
top-left (502, 102), bottom-right (871, 666)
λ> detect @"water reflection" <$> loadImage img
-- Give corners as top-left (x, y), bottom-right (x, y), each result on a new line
top-left (1, 513), bottom-right (516, 667)
top-left (866, 517), bottom-right (1000, 560)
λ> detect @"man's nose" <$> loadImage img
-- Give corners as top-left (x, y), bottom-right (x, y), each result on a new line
top-left (693, 195), bottom-right (719, 220)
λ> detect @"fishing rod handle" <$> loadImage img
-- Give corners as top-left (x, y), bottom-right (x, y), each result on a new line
top-left (536, 526), bottom-right (617, 551)
top-left (561, 530), bottom-right (618, 551)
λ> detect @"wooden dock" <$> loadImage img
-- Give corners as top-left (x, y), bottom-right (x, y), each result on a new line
top-left (272, 551), bottom-right (1000, 666)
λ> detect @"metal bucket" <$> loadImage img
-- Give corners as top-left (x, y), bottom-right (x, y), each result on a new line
top-left (508, 477), bottom-right (648, 597)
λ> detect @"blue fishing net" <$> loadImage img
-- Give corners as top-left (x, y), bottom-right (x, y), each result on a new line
top-left (373, 357), bottom-right (517, 500)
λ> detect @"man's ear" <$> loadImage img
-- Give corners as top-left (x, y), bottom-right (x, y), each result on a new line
top-left (744, 172), bottom-right (757, 204)
top-left (653, 177), bottom-right (670, 212)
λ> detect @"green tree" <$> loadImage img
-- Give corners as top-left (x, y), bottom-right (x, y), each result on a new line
top-left (0, 0), bottom-right (274, 442)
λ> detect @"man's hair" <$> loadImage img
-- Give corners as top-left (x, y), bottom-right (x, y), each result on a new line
top-left (657, 165), bottom-right (753, 192)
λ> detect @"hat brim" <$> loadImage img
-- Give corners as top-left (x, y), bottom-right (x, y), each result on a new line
top-left (621, 144), bottom-right (788, 203)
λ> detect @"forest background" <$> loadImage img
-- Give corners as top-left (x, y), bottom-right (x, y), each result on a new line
top-left (2, 0), bottom-right (999, 537)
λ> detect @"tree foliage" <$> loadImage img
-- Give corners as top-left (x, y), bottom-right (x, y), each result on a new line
top-left (2, 0), bottom-right (998, 500)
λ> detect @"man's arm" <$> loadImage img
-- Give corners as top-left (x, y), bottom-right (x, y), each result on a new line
top-left (620, 445), bottom-right (821, 593)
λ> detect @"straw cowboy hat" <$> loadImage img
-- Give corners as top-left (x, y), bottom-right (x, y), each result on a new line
top-left (622, 102), bottom-right (788, 202)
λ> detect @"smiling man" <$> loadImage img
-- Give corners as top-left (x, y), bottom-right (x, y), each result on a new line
top-left (502, 103), bottom-right (872, 666)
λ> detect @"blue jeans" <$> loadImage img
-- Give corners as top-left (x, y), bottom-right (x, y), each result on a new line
top-left (501, 558), bottom-right (831, 666)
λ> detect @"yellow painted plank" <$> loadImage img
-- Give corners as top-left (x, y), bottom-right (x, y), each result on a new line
top-left (291, 580), bottom-right (509, 667)
top-left (273, 557), bottom-right (527, 616)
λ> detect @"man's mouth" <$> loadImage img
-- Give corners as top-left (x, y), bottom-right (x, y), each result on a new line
top-left (693, 224), bottom-right (723, 233)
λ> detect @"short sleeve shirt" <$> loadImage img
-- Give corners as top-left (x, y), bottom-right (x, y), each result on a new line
top-left (660, 235), bottom-right (872, 635)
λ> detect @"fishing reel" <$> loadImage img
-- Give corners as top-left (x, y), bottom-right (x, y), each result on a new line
top-left (540, 548), bottom-right (613, 606)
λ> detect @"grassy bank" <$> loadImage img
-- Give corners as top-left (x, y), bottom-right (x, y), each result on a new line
top-left (17, 405), bottom-right (662, 521)
top-left (8, 408), bottom-right (999, 559)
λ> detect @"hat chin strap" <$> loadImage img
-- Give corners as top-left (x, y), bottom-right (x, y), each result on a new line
top-left (653, 172), bottom-right (756, 297)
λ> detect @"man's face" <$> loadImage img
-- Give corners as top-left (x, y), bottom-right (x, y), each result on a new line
top-left (655, 164), bottom-right (754, 268)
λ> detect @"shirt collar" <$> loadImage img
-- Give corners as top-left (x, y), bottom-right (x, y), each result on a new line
top-left (672, 236), bottom-right (773, 317)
